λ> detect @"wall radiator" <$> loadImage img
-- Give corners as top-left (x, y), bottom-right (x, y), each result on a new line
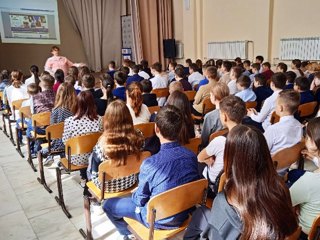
top-left (207, 40), bottom-right (249, 60)
top-left (280, 37), bottom-right (320, 60)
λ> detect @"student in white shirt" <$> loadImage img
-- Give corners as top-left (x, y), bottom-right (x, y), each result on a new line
top-left (247, 73), bottom-right (286, 131)
top-left (25, 65), bottom-right (40, 87)
top-left (150, 62), bottom-right (168, 106)
top-left (264, 90), bottom-right (302, 156)
top-left (167, 61), bottom-right (177, 83)
top-left (197, 95), bottom-right (246, 196)
top-left (249, 63), bottom-right (261, 84)
top-left (227, 66), bottom-right (242, 95)
top-left (188, 63), bottom-right (205, 88)
top-left (235, 75), bottom-right (257, 102)
top-left (219, 61), bottom-right (232, 85)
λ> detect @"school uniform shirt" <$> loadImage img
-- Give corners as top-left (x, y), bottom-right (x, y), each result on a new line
top-left (227, 79), bottom-right (238, 95)
top-left (242, 70), bottom-right (252, 77)
top-left (285, 83), bottom-right (294, 90)
top-left (249, 73), bottom-right (257, 83)
top-left (197, 78), bottom-right (209, 90)
top-left (126, 74), bottom-right (144, 86)
top-left (168, 71), bottom-right (175, 82)
top-left (300, 90), bottom-right (315, 105)
top-left (235, 88), bottom-right (257, 102)
top-left (193, 81), bottom-right (216, 114)
top-left (249, 90), bottom-right (281, 130)
top-left (261, 69), bottom-right (274, 80)
top-left (6, 84), bottom-right (28, 119)
top-left (25, 75), bottom-right (35, 86)
top-left (112, 86), bottom-right (126, 101)
top-left (219, 72), bottom-right (231, 85)
top-left (142, 93), bottom-right (158, 107)
top-left (253, 86), bottom-right (273, 111)
top-left (150, 74), bottom-right (169, 106)
top-left (126, 103), bottom-right (151, 125)
top-left (138, 71), bottom-right (150, 80)
top-left (188, 71), bottom-right (205, 88)
top-left (264, 115), bottom-right (303, 155)
top-left (177, 78), bottom-right (192, 91)
top-left (201, 109), bottom-right (223, 148)
top-left (107, 70), bottom-right (116, 79)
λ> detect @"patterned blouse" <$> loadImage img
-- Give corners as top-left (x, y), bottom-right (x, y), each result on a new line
top-left (62, 115), bottom-right (103, 165)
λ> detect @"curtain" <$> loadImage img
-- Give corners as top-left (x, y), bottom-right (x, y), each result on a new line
top-left (130, 0), bottom-right (144, 63)
top-left (62, 0), bottom-right (121, 71)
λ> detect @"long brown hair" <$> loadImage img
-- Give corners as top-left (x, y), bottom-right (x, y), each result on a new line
top-left (54, 82), bottom-right (77, 113)
top-left (101, 100), bottom-right (143, 164)
top-left (127, 82), bottom-right (143, 117)
top-left (11, 70), bottom-right (23, 88)
top-left (223, 125), bottom-right (298, 239)
top-left (74, 91), bottom-right (98, 121)
top-left (306, 117), bottom-right (320, 156)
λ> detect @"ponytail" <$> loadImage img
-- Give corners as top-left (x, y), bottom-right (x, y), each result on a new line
top-left (11, 70), bottom-right (23, 88)
top-left (127, 82), bottom-right (143, 117)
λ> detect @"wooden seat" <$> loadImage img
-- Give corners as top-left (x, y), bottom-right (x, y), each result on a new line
top-left (192, 97), bottom-right (215, 124)
top-left (184, 90), bottom-right (196, 102)
top-left (55, 132), bottom-right (102, 218)
top-left (309, 215), bottom-right (320, 240)
top-left (272, 142), bottom-right (305, 171)
top-left (134, 122), bottom-right (155, 139)
top-left (148, 105), bottom-right (160, 115)
top-left (124, 179), bottom-right (208, 240)
top-left (209, 128), bottom-right (228, 143)
top-left (270, 111), bottom-right (280, 124)
top-left (298, 101), bottom-right (318, 118)
top-left (184, 137), bottom-right (201, 154)
top-left (245, 101), bottom-right (257, 109)
top-left (151, 88), bottom-right (169, 98)
top-left (37, 122), bottom-right (65, 193)
top-left (79, 151), bottom-right (151, 239)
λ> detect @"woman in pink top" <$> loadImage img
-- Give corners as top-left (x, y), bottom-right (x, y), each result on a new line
top-left (44, 46), bottom-right (73, 76)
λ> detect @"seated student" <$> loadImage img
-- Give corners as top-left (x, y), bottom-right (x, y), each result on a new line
top-left (291, 59), bottom-right (304, 78)
top-left (25, 65), bottom-right (40, 87)
top-left (126, 65), bottom-right (144, 86)
top-left (167, 61), bottom-right (177, 83)
top-left (249, 63), bottom-right (261, 83)
top-left (188, 63), bottom-right (205, 88)
top-left (288, 117), bottom-right (320, 239)
top-left (285, 71), bottom-right (297, 89)
top-left (184, 125), bottom-right (298, 240)
top-left (140, 59), bottom-right (152, 78)
top-left (173, 67), bottom-right (192, 91)
top-left (201, 82), bottom-right (229, 148)
top-left (150, 62), bottom-right (169, 106)
top-left (196, 59), bottom-right (203, 74)
top-left (264, 90), bottom-right (302, 157)
top-left (219, 60), bottom-right (232, 85)
top-left (255, 55), bottom-right (264, 72)
top-left (253, 74), bottom-right (273, 111)
top-left (169, 81), bottom-right (184, 95)
top-left (62, 91), bottom-right (103, 186)
top-left (0, 69), bottom-right (10, 92)
top-left (276, 62), bottom-right (288, 73)
top-left (310, 71), bottom-right (320, 102)
top-left (112, 71), bottom-right (127, 101)
top-left (242, 60), bottom-right (252, 76)
top-left (192, 66), bottom-right (218, 116)
top-left (235, 75), bottom-right (257, 102)
top-left (95, 73), bottom-right (114, 116)
top-left (119, 66), bottom-right (130, 76)
top-left (141, 79), bottom-right (158, 107)
top-left (227, 66), bottom-right (242, 95)
top-left (53, 69), bottom-right (64, 93)
top-left (197, 65), bottom-right (209, 90)
top-left (32, 74), bottom-right (55, 114)
top-left (103, 105), bottom-right (200, 239)
top-left (294, 77), bottom-right (315, 104)
top-left (197, 95), bottom-right (246, 195)
top-left (126, 82), bottom-right (151, 125)
top-left (74, 66), bottom-right (90, 92)
top-left (82, 74), bottom-right (103, 99)
top-left (247, 73), bottom-right (286, 131)
top-left (184, 58), bottom-right (192, 76)
top-left (301, 61), bottom-right (310, 77)
top-left (137, 64), bottom-right (150, 80)
top-left (107, 61), bottom-right (116, 79)
top-left (261, 62), bottom-right (274, 80)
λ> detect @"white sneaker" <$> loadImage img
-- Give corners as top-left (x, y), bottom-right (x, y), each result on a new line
top-left (117, 234), bottom-right (136, 240)
top-left (91, 203), bottom-right (104, 216)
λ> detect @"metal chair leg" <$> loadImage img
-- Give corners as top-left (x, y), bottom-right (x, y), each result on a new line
top-left (2, 114), bottom-right (9, 137)
top-left (37, 152), bottom-right (52, 193)
top-left (79, 196), bottom-right (93, 240)
top-left (15, 127), bottom-right (24, 158)
top-left (26, 137), bottom-right (37, 172)
top-left (55, 167), bottom-right (72, 218)
top-left (8, 120), bottom-right (16, 146)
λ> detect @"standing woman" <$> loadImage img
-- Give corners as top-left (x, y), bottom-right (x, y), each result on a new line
top-left (62, 91), bottom-right (103, 185)
top-left (184, 125), bottom-right (298, 240)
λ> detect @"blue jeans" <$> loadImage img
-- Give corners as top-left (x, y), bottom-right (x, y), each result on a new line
top-left (103, 197), bottom-right (144, 236)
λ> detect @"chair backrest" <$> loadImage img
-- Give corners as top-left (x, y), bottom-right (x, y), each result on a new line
top-left (65, 132), bottom-right (102, 156)
top-left (31, 112), bottom-right (51, 127)
top-left (98, 151), bottom-right (151, 181)
top-left (298, 101), bottom-right (318, 118)
top-left (19, 106), bottom-right (31, 129)
top-left (202, 97), bottom-right (215, 115)
top-left (245, 101), bottom-right (257, 109)
top-left (209, 128), bottom-right (228, 143)
top-left (217, 172), bottom-right (226, 193)
top-left (270, 111), bottom-right (280, 125)
top-left (184, 90), bottom-right (196, 102)
top-left (12, 98), bottom-right (28, 111)
top-left (134, 122), bottom-right (155, 139)
top-left (309, 215), bottom-right (320, 240)
top-left (183, 137), bottom-right (201, 154)
top-left (272, 142), bottom-right (305, 170)
top-left (148, 105), bottom-right (160, 115)
top-left (146, 179), bottom-right (208, 223)
top-left (285, 226), bottom-right (301, 240)
top-left (151, 88), bottom-right (169, 98)
top-left (46, 122), bottom-right (64, 140)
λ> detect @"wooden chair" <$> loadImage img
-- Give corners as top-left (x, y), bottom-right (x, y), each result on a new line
top-left (217, 172), bottom-right (226, 193)
top-left (16, 106), bottom-right (32, 158)
top-left (134, 122), bottom-right (155, 139)
top-left (79, 151), bottom-right (151, 239)
top-left (298, 101), bottom-right (318, 118)
top-left (270, 111), bottom-right (280, 125)
top-left (272, 142), bottom-right (305, 171)
top-left (55, 132), bottom-right (102, 218)
top-left (37, 122), bottom-right (64, 193)
top-left (245, 101), bottom-right (257, 109)
top-left (184, 137), bottom-right (201, 154)
top-left (184, 90), bottom-right (196, 102)
top-left (124, 179), bottom-right (208, 240)
top-left (309, 215), bottom-right (320, 240)
top-left (151, 88), bottom-right (169, 98)
top-left (148, 106), bottom-right (160, 115)
top-left (192, 97), bottom-right (215, 124)
top-left (209, 128), bottom-right (228, 143)
top-left (26, 112), bottom-right (51, 172)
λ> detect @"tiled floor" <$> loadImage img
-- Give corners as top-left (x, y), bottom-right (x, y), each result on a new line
top-left (0, 125), bottom-right (185, 240)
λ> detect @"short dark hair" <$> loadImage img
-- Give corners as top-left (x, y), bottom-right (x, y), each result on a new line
top-left (292, 59), bottom-right (302, 68)
top-left (185, 58), bottom-right (192, 65)
top-left (75, 91), bottom-right (98, 121)
top-left (141, 79), bottom-right (153, 93)
top-left (254, 73), bottom-right (267, 86)
top-left (206, 66), bottom-right (218, 79)
top-left (189, 63), bottom-right (199, 72)
top-left (40, 74), bottom-right (55, 88)
top-left (219, 95), bottom-right (246, 124)
top-left (155, 105), bottom-right (183, 141)
top-left (278, 90), bottom-right (300, 114)
top-left (251, 63), bottom-right (261, 71)
top-left (216, 59), bottom-right (223, 68)
top-left (51, 45), bottom-right (59, 52)
top-left (231, 66), bottom-right (242, 79)
top-left (243, 60), bottom-right (251, 67)
top-left (169, 62), bottom-right (177, 68)
top-left (271, 72), bottom-right (286, 89)
top-left (27, 83), bottom-right (39, 95)
top-left (294, 77), bottom-right (310, 91)
top-left (255, 55), bottom-right (264, 63)
top-left (277, 62), bottom-right (288, 72)
top-left (120, 66), bottom-right (130, 76)
top-left (82, 74), bottom-right (95, 88)
top-left (285, 71), bottom-right (297, 84)
top-left (132, 65), bottom-right (140, 74)
top-left (222, 61), bottom-right (232, 72)
top-left (54, 69), bottom-right (64, 83)
top-left (114, 71), bottom-right (127, 85)
top-left (262, 62), bottom-right (271, 69)
top-left (0, 69), bottom-right (9, 80)
top-left (237, 75), bottom-right (251, 89)
top-left (109, 61), bottom-right (116, 68)
top-left (175, 67), bottom-right (185, 78)
top-left (65, 75), bottom-right (76, 86)
top-left (151, 62), bottom-right (162, 72)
